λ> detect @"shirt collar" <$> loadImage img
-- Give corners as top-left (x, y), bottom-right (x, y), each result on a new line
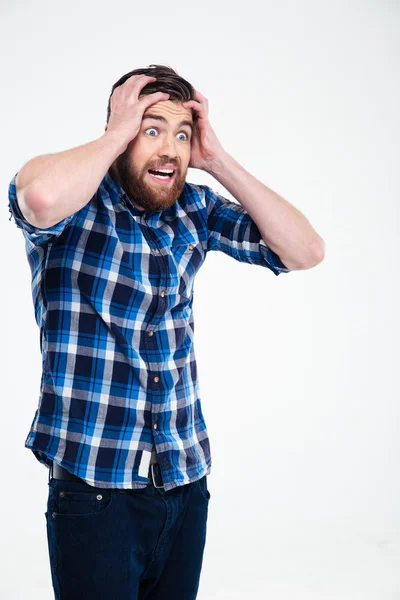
top-left (102, 169), bottom-right (149, 216)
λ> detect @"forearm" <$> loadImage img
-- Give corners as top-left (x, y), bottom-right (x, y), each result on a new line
top-left (18, 132), bottom-right (126, 229)
top-left (205, 151), bottom-right (325, 270)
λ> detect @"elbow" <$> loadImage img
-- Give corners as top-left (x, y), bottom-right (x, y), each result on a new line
top-left (18, 183), bottom-right (53, 228)
top-left (304, 237), bottom-right (326, 269)
top-left (288, 237), bottom-right (326, 271)
top-left (313, 237), bottom-right (326, 263)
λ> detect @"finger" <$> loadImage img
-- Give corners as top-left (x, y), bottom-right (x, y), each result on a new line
top-left (193, 90), bottom-right (208, 106)
top-left (130, 74), bottom-right (157, 84)
top-left (112, 75), bottom-right (158, 102)
top-left (194, 89), bottom-right (207, 100)
top-left (183, 100), bottom-right (204, 112)
top-left (122, 75), bottom-right (157, 92)
top-left (140, 92), bottom-right (170, 109)
top-left (134, 76), bottom-right (160, 96)
top-left (182, 100), bottom-right (201, 108)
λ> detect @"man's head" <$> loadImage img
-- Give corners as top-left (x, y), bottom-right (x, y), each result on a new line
top-left (105, 65), bottom-right (197, 212)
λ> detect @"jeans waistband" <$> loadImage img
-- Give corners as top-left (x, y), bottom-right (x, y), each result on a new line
top-left (49, 459), bottom-right (164, 488)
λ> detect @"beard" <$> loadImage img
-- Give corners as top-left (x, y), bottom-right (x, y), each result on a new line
top-left (114, 151), bottom-right (187, 212)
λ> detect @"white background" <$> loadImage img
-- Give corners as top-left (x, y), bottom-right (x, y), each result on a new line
top-left (1, 0), bottom-right (399, 598)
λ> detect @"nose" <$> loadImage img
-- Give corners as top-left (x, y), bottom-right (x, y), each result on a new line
top-left (157, 134), bottom-right (178, 159)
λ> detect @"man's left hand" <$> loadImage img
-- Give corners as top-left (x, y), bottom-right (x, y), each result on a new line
top-left (182, 90), bottom-right (226, 172)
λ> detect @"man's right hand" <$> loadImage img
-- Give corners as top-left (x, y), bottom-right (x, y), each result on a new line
top-left (12, 76), bottom-right (167, 230)
top-left (105, 75), bottom-right (170, 152)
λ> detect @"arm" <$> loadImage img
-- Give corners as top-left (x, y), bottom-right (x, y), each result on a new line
top-left (204, 184), bottom-right (291, 276)
top-left (14, 74), bottom-right (171, 230)
top-left (16, 133), bottom-right (125, 229)
top-left (205, 152), bottom-right (325, 271)
top-left (183, 91), bottom-right (325, 271)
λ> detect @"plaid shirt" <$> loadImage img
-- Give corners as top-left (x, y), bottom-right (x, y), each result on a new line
top-left (8, 168), bottom-right (290, 490)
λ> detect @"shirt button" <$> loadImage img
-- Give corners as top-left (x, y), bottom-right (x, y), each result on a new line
top-left (153, 423), bottom-right (158, 430)
top-left (148, 331), bottom-right (154, 337)
top-left (154, 376), bottom-right (160, 383)
top-left (154, 248), bottom-right (160, 254)
top-left (188, 243), bottom-right (194, 250)
top-left (160, 290), bottom-right (165, 297)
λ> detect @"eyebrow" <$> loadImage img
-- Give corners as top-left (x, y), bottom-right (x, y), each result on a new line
top-left (142, 113), bottom-right (194, 132)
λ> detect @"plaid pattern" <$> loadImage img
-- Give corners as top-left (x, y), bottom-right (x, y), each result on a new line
top-left (8, 168), bottom-right (290, 490)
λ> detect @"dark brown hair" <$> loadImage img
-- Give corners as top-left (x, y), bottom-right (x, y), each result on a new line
top-left (106, 64), bottom-right (198, 124)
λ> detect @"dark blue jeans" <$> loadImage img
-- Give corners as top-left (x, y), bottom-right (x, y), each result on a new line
top-left (45, 472), bottom-right (210, 599)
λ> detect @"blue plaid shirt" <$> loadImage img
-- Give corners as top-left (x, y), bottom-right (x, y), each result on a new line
top-left (8, 168), bottom-right (290, 490)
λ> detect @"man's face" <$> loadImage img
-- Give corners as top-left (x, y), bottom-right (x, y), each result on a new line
top-left (108, 100), bottom-right (194, 212)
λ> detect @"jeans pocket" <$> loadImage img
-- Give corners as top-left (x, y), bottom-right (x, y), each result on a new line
top-left (197, 475), bottom-right (211, 502)
top-left (49, 479), bottom-right (114, 519)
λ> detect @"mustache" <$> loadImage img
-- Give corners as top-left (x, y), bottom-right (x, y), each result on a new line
top-left (146, 163), bottom-right (179, 171)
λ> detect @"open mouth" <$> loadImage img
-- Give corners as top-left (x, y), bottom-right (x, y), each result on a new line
top-left (147, 168), bottom-right (176, 184)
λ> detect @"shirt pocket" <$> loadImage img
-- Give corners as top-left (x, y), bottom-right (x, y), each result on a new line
top-left (170, 237), bottom-right (207, 300)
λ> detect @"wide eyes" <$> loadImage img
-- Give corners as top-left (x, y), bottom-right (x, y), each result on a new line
top-left (144, 127), bottom-right (189, 142)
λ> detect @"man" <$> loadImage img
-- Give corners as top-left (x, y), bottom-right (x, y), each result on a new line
top-left (8, 64), bottom-right (325, 599)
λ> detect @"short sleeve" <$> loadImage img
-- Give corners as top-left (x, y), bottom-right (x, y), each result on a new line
top-left (8, 171), bottom-right (78, 246)
top-left (205, 185), bottom-right (291, 276)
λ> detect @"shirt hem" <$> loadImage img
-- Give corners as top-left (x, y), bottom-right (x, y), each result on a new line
top-left (25, 438), bottom-right (211, 491)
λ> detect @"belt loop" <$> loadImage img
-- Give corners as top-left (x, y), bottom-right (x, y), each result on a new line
top-left (150, 463), bottom-right (164, 489)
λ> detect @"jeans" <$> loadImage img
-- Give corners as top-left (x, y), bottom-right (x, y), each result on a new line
top-left (45, 472), bottom-right (210, 599)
